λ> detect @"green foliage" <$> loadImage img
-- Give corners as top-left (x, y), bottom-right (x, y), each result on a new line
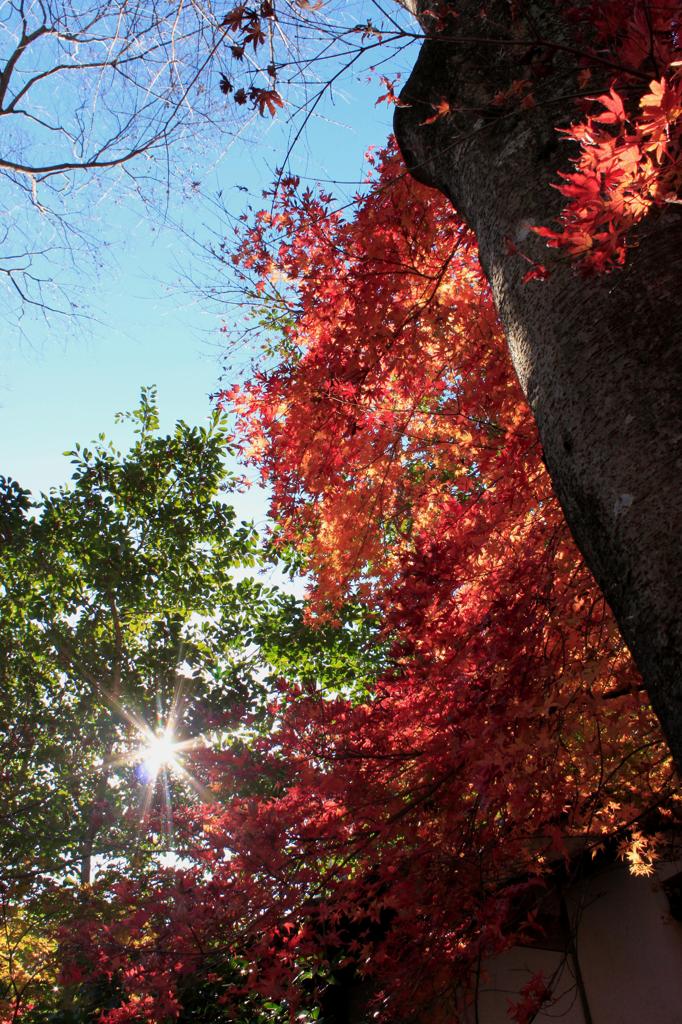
top-left (260, 599), bottom-right (388, 704)
top-left (0, 389), bottom-right (385, 1021)
top-left (1, 389), bottom-right (265, 888)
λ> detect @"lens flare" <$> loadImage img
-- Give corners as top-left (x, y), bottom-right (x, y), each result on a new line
top-left (100, 675), bottom-right (215, 838)
top-left (140, 729), bottom-right (178, 779)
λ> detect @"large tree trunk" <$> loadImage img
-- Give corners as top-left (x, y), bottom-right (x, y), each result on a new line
top-left (394, 2), bottom-right (682, 764)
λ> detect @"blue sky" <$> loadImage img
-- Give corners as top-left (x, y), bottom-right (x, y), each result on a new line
top-left (1, 23), bottom-right (417, 525)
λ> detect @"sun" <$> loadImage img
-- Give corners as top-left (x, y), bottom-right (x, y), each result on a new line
top-left (139, 729), bottom-right (179, 780)
top-left (101, 684), bottom-right (215, 834)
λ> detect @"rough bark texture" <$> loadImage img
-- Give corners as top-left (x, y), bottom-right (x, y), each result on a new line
top-left (394, 2), bottom-right (682, 765)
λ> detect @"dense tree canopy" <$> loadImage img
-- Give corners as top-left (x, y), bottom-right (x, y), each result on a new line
top-left (52, 147), bottom-right (677, 1024)
top-left (219, 0), bottom-right (682, 765)
top-left (0, 391), bottom-right (383, 1021)
top-left (4, 2), bottom-right (682, 1022)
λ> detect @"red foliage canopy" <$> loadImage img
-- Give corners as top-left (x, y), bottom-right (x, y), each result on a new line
top-left (63, 144), bottom-right (677, 1023)
top-left (65, 5), bottom-right (682, 1013)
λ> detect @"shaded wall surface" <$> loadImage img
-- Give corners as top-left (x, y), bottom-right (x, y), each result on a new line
top-left (460, 859), bottom-right (682, 1024)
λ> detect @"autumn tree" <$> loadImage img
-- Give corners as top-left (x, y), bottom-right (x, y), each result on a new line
top-left (7, 0), bottom-right (680, 766)
top-left (391, 0), bottom-right (682, 765)
top-left (4, 3), bottom-right (681, 1019)
top-left (212, 0), bottom-right (682, 772)
top-left (55, 146), bottom-right (679, 1024)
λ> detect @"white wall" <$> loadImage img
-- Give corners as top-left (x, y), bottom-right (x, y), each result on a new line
top-left (457, 859), bottom-right (682, 1024)
top-left (569, 859), bottom-right (682, 1024)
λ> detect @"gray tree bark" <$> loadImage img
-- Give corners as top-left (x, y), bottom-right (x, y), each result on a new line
top-left (394, 2), bottom-right (682, 765)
